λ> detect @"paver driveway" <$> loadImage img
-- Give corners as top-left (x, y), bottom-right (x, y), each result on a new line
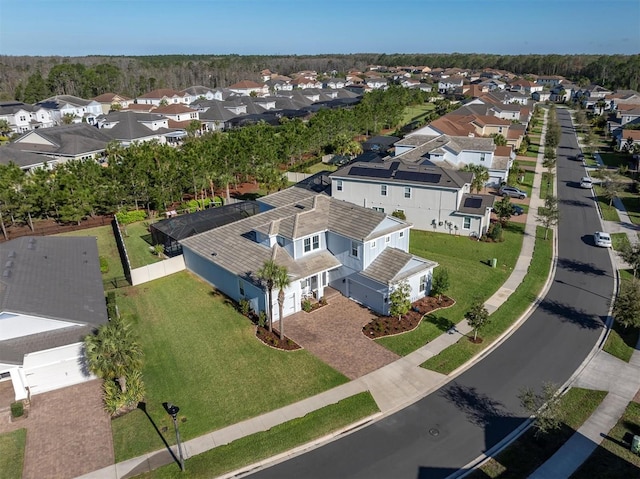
top-left (279, 295), bottom-right (400, 379)
top-left (0, 379), bottom-right (114, 479)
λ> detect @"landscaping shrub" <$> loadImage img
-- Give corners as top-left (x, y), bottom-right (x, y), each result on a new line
top-left (99, 255), bottom-right (109, 273)
top-left (181, 198), bottom-right (213, 213)
top-left (302, 298), bottom-right (313, 312)
top-left (392, 210), bottom-right (407, 220)
top-left (106, 291), bottom-right (117, 320)
top-left (238, 299), bottom-right (250, 316)
top-left (10, 402), bottom-right (23, 418)
top-left (116, 210), bottom-right (147, 225)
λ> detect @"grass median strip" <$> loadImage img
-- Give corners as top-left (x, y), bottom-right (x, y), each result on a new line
top-left (467, 388), bottom-right (607, 479)
top-left (134, 392), bottom-right (379, 479)
top-left (421, 226), bottom-right (552, 374)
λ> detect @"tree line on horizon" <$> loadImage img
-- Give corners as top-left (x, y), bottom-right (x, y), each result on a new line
top-left (0, 53), bottom-right (638, 103)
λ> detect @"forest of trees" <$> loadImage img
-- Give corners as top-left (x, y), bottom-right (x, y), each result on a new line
top-left (0, 86), bottom-right (451, 233)
top-left (0, 53), bottom-right (638, 103)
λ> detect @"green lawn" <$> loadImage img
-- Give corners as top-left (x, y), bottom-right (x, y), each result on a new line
top-left (470, 388), bottom-right (607, 479)
top-left (111, 271), bottom-right (348, 461)
top-left (599, 152), bottom-right (633, 168)
top-left (57, 225), bottom-right (125, 283)
top-left (401, 103), bottom-right (435, 125)
top-left (603, 320), bottom-right (640, 363)
top-left (540, 172), bottom-right (554, 199)
top-left (120, 220), bottom-right (162, 269)
top-left (0, 429), bottom-right (26, 479)
top-left (377, 224), bottom-right (525, 356)
top-left (619, 192), bottom-right (640, 226)
top-left (305, 162), bottom-right (337, 175)
top-left (135, 392), bottom-right (378, 479)
top-left (610, 232), bottom-right (630, 252)
top-left (593, 185), bottom-right (621, 222)
top-left (571, 401), bottom-right (640, 478)
top-left (421, 226), bottom-right (552, 374)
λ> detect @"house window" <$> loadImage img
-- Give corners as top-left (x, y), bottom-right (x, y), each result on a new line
top-left (381, 184), bottom-right (387, 196)
top-left (480, 153), bottom-right (486, 162)
top-left (463, 217), bottom-right (471, 229)
top-left (239, 280), bottom-right (245, 297)
top-left (277, 236), bottom-right (285, 247)
top-left (351, 241), bottom-right (359, 258)
top-left (399, 230), bottom-right (405, 238)
top-left (371, 240), bottom-right (376, 248)
top-left (404, 187), bottom-right (411, 198)
top-left (304, 234), bottom-right (320, 253)
top-left (336, 180), bottom-right (343, 191)
top-left (385, 236), bottom-right (390, 244)
top-left (372, 207), bottom-right (384, 212)
top-left (419, 275), bottom-right (427, 292)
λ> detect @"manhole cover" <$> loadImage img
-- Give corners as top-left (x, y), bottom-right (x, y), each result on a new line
top-left (429, 428), bottom-right (440, 437)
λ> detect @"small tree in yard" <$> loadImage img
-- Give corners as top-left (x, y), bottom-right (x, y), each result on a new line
top-left (465, 298), bottom-right (490, 342)
top-left (612, 279), bottom-right (640, 329)
top-left (389, 280), bottom-right (412, 320)
top-left (493, 196), bottom-right (513, 226)
top-left (519, 382), bottom-right (562, 438)
top-left (274, 265), bottom-right (291, 340)
top-left (536, 195), bottom-right (560, 240)
top-left (620, 244), bottom-right (640, 278)
top-left (430, 268), bottom-right (450, 303)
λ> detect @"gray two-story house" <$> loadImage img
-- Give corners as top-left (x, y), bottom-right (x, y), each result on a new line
top-left (330, 160), bottom-right (494, 237)
top-left (180, 193), bottom-right (437, 319)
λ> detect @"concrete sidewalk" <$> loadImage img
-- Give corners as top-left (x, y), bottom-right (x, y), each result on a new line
top-left (78, 111), bottom-right (556, 479)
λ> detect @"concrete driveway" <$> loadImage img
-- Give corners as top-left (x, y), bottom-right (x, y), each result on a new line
top-left (278, 295), bottom-right (400, 379)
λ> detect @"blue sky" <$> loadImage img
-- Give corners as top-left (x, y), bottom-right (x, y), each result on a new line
top-left (1, 0), bottom-right (638, 57)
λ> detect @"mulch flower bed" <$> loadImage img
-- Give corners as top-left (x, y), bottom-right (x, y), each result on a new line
top-left (255, 326), bottom-right (301, 351)
top-left (362, 295), bottom-right (455, 339)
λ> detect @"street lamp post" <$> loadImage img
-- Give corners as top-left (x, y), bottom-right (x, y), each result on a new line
top-left (163, 402), bottom-right (185, 471)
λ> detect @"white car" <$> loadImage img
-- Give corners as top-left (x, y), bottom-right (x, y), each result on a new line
top-left (594, 231), bottom-right (612, 248)
top-left (580, 176), bottom-right (593, 189)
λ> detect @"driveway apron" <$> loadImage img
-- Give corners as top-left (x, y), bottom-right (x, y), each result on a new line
top-left (279, 295), bottom-right (400, 379)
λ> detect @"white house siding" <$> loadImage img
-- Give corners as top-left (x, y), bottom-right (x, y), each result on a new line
top-left (22, 343), bottom-right (94, 396)
top-left (334, 179), bottom-right (464, 232)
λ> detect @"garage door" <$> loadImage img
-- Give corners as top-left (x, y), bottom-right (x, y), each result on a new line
top-left (23, 343), bottom-right (95, 395)
top-left (348, 279), bottom-right (386, 315)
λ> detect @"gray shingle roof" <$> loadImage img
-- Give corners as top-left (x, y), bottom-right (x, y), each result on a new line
top-left (11, 123), bottom-right (112, 156)
top-left (0, 145), bottom-right (48, 169)
top-left (0, 236), bottom-right (108, 325)
top-left (456, 194), bottom-right (495, 215)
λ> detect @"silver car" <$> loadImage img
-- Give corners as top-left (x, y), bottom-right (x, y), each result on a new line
top-left (499, 185), bottom-right (528, 199)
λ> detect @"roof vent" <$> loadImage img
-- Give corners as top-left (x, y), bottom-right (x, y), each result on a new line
top-left (5, 260), bottom-right (13, 268)
top-left (8, 251), bottom-right (16, 258)
top-left (211, 252), bottom-right (217, 257)
top-left (2, 269), bottom-right (10, 278)
top-left (294, 204), bottom-right (305, 210)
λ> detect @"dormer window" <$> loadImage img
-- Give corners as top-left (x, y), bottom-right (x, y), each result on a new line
top-left (304, 234), bottom-right (320, 253)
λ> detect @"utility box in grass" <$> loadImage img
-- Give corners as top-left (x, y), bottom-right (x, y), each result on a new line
top-left (631, 435), bottom-right (640, 454)
top-left (491, 258), bottom-right (497, 268)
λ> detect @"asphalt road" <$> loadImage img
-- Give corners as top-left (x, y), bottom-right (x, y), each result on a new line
top-left (248, 108), bottom-right (615, 479)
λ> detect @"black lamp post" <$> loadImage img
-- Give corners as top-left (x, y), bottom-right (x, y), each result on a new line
top-left (163, 402), bottom-right (185, 471)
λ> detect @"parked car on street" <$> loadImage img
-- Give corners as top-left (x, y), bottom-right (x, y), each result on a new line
top-left (579, 176), bottom-right (593, 188)
top-left (512, 205), bottom-right (524, 216)
top-left (594, 231), bottom-right (612, 248)
top-left (498, 185), bottom-right (528, 199)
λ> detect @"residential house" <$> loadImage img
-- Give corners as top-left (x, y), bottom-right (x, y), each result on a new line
top-left (180, 193), bottom-right (437, 319)
top-left (365, 77), bottom-right (388, 90)
top-left (508, 79), bottom-right (544, 96)
top-left (393, 133), bottom-right (508, 186)
top-left (291, 77), bottom-right (323, 90)
top-left (181, 86), bottom-right (223, 104)
top-left (92, 93), bottom-right (134, 114)
top-left (438, 76), bottom-right (465, 93)
top-left (36, 95), bottom-right (103, 125)
top-left (535, 76), bottom-right (565, 87)
top-left (152, 104), bottom-right (199, 133)
top-left (330, 160), bottom-right (494, 236)
top-left (96, 111), bottom-right (186, 146)
top-left (0, 236), bottom-right (108, 401)
top-left (136, 89), bottom-right (190, 106)
top-left (324, 78), bottom-right (347, 89)
top-left (532, 90), bottom-right (552, 102)
top-left (228, 80), bottom-right (269, 97)
top-left (616, 129), bottom-right (640, 151)
top-left (8, 123), bottom-right (112, 164)
top-left (0, 147), bottom-right (51, 171)
top-left (0, 101), bottom-right (54, 134)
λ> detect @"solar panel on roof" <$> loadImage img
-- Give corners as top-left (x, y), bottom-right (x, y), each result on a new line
top-left (349, 166), bottom-right (393, 178)
top-left (464, 197), bottom-right (483, 209)
top-left (394, 171), bottom-right (441, 183)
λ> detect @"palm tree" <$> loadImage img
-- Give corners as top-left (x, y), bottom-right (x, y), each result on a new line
top-left (84, 316), bottom-right (143, 393)
top-left (256, 258), bottom-right (279, 332)
top-left (463, 164), bottom-right (489, 193)
top-left (274, 266), bottom-right (291, 340)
